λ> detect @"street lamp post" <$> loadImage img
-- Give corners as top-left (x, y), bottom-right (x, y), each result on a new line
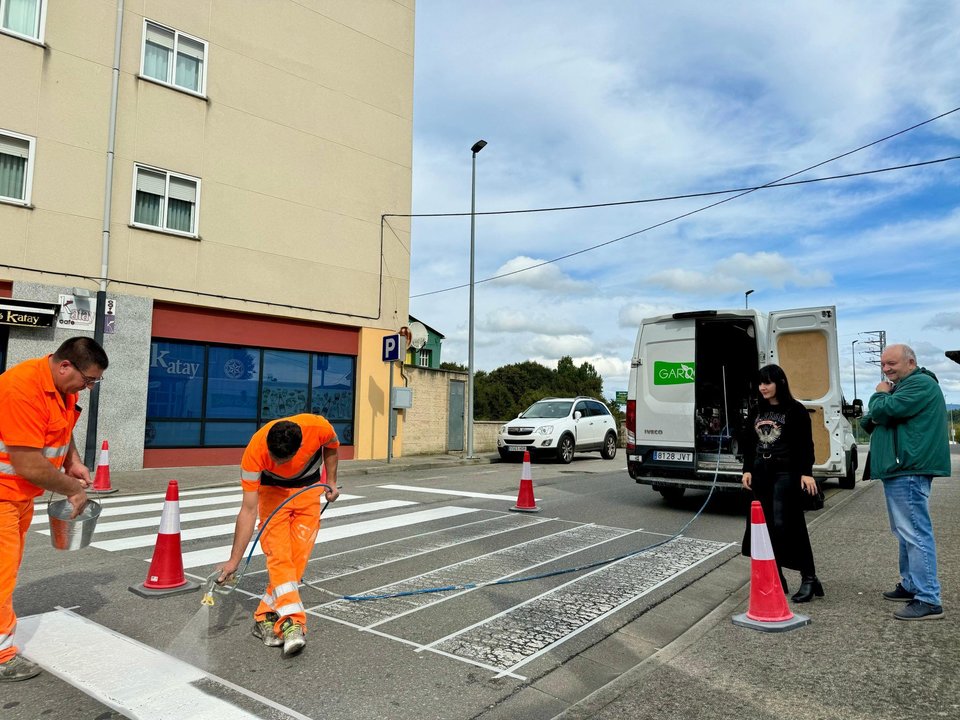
top-left (744, 289), bottom-right (754, 309)
top-left (852, 339), bottom-right (859, 400)
top-left (467, 139), bottom-right (487, 459)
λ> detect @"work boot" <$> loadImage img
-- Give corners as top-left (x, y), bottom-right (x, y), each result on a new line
top-left (252, 612), bottom-right (282, 647)
top-left (281, 619), bottom-right (306, 658)
top-left (0, 655), bottom-right (42, 682)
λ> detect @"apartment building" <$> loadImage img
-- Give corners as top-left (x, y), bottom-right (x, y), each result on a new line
top-left (0, 0), bottom-right (415, 469)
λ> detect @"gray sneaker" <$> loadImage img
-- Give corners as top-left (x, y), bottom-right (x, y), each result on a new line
top-left (281, 620), bottom-right (306, 658)
top-left (252, 613), bottom-right (283, 647)
top-left (0, 655), bottom-right (42, 682)
top-left (894, 599), bottom-right (944, 621)
top-left (882, 583), bottom-right (915, 602)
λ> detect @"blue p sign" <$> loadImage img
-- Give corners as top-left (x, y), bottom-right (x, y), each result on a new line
top-left (382, 334), bottom-right (401, 362)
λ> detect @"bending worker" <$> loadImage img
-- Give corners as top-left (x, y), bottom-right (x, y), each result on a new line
top-left (0, 337), bottom-right (108, 683)
top-left (219, 414), bottom-right (339, 659)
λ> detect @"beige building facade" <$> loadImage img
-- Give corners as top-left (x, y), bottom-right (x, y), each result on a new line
top-left (0, 0), bottom-right (415, 469)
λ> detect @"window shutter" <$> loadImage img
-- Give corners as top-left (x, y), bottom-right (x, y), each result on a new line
top-left (145, 22), bottom-right (175, 50)
top-left (168, 176), bottom-right (197, 203)
top-left (136, 168), bottom-right (166, 195)
top-left (178, 36), bottom-right (205, 61)
top-left (0, 135), bottom-right (30, 159)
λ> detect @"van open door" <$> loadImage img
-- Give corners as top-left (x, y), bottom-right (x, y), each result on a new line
top-left (767, 306), bottom-right (852, 481)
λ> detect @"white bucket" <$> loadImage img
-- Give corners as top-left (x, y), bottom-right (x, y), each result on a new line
top-left (47, 498), bottom-right (101, 551)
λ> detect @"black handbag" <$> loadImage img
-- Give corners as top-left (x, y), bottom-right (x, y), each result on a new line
top-left (802, 487), bottom-right (825, 511)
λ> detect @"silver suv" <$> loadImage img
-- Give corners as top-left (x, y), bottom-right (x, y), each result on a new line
top-left (497, 397), bottom-right (618, 463)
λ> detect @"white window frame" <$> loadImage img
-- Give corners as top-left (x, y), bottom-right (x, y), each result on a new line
top-left (0, 0), bottom-right (47, 44)
top-left (130, 164), bottom-right (201, 238)
top-left (0, 128), bottom-right (35, 207)
top-left (418, 348), bottom-right (431, 367)
top-left (139, 19), bottom-right (208, 97)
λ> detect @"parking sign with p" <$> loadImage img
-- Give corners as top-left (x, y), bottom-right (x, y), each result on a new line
top-left (382, 334), bottom-right (401, 362)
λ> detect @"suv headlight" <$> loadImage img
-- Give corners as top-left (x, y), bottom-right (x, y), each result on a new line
top-left (499, 424), bottom-right (507, 434)
top-left (536, 425), bottom-right (554, 435)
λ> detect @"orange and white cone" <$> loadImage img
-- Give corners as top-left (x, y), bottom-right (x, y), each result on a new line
top-left (129, 480), bottom-right (198, 598)
top-left (91, 440), bottom-right (118, 494)
top-left (732, 500), bottom-right (810, 632)
top-left (509, 451), bottom-right (541, 513)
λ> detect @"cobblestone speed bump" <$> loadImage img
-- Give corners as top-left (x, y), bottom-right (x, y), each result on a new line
top-left (733, 500), bottom-right (809, 632)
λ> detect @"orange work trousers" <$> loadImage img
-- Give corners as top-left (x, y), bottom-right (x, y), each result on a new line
top-left (0, 499), bottom-right (34, 664)
top-left (254, 486), bottom-right (322, 635)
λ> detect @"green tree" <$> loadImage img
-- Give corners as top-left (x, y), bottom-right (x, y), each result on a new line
top-left (439, 361), bottom-right (467, 371)
top-left (473, 356), bottom-right (608, 420)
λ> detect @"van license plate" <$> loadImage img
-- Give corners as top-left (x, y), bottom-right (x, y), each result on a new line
top-left (507, 445), bottom-right (526, 452)
top-left (653, 451), bottom-right (692, 462)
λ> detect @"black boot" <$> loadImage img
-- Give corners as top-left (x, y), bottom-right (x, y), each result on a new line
top-left (778, 568), bottom-right (788, 594)
top-left (791, 575), bottom-right (824, 603)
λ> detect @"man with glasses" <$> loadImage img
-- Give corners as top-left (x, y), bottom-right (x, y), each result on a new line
top-left (0, 336), bottom-right (108, 681)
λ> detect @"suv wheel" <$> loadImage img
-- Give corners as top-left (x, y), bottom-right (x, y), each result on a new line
top-left (557, 435), bottom-right (575, 464)
top-left (601, 431), bottom-right (617, 460)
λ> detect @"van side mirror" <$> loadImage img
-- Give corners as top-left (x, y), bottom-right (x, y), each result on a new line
top-left (842, 398), bottom-right (863, 419)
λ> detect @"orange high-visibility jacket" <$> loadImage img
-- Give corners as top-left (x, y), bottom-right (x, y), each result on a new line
top-left (0, 356), bottom-right (82, 501)
top-left (240, 414), bottom-right (339, 492)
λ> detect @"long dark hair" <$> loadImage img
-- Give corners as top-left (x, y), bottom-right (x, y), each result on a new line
top-left (757, 364), bottom-right (796, 406)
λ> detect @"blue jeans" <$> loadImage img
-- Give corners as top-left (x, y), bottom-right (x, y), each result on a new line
top-left (882, 475), bottom-right (941, 605)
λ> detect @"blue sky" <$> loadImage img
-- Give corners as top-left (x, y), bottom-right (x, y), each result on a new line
top-left (407, 1), bottom-right (960, 405)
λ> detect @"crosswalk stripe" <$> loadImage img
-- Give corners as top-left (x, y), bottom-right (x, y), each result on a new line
top-left (31, 492), bottom-right (362, 526)
top-left (54, 499), bottom-right (420, 551)
top-left (378, 484), bottom-right (526, 501)
top-left (179, 507), bottom-right (480, 569)
top-left (17, 609), bottom-right (311, 720)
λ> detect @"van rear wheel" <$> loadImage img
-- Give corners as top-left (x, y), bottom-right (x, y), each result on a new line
top-left (655, 485), bottom-right (685, 501)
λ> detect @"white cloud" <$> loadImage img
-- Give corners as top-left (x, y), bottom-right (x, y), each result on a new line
top-left (479, 308), bottom-right (590, 335)
top-left (526, 334), bottom-right (594, 357)
top-left (488, 256), bottom-right (587, 292)
top-left (925, 312), bottom-right (960, 331)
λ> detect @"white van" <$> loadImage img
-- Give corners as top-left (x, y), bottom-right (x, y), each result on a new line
top-left (626, 306), bottom-right (860, 499)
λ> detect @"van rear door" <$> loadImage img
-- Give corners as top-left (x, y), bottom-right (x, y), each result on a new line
top-left (635, 318), bottom-right (696, 449)
top-left (767, 306), bottom-right (841, 470)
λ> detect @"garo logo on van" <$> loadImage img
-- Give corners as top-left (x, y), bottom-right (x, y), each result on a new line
top-left (653, 361), bottom-right (695, 385)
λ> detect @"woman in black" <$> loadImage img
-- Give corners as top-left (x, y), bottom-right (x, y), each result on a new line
top-left (741, 364), bottom-right (823, 603)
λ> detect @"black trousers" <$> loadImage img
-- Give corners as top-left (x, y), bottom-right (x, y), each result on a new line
top-left (742, 466), bottom-right (816, 576)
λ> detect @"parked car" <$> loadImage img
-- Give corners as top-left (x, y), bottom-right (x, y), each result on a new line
top-left (497, 397), bottom-right (619, 463)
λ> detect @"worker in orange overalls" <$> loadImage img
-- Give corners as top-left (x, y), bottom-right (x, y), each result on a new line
top-left (0, 337), bottom-right (108, 682)
top-left (218, 414), bottom-right (339, 658)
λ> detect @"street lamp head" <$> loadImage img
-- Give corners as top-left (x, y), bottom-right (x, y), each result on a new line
top-left (471, 139), bottom-right (487, 154)
top-left (745, 289), bottom-right (754, 297)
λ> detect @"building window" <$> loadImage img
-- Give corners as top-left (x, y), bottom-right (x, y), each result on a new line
top-left (1, 0), bottom-right (45, 42)
top-left (418, 348), bottom-right (431, 367)
top-left (0, 129), bottom-right (34, 206)
top-left (141, 20), bottom-right (207, 96)
top-left (145, 341), bottom-right (356, 448)
top-left (132, 165), bottom-right (200, 236)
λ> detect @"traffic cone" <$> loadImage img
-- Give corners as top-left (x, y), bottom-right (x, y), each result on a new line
top-left (509, 451), bottom-right (541, 513)
top-left (91, 440), bottom-right (118, 494)
top-left (129, 480), bottom-right (198, 598)
top-left (732, 501), bottom-right (810, 632)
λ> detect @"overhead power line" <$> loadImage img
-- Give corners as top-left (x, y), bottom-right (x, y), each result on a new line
top-left (408, 105), bottom-right (960, 299)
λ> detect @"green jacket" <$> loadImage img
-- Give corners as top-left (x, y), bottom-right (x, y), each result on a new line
top-left (861, 367), bottom-right (951, 479)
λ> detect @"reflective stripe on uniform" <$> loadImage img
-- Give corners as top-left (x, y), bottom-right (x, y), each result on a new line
top-left (260, 592), bottom-right (276, 609)
top-left (0, 462), bottom-right (15, 475)
top-left (241, 469), bottom-right (259, 481)
top-left (274, 581), bottom-right (299, 597)
top-left (0, 633), bottom-right (13, 651)
top-left (275, 602), bottom-right (304, 617)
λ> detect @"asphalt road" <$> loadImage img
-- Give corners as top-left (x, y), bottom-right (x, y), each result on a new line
top-left (7, 457), bottom-right (795, 720)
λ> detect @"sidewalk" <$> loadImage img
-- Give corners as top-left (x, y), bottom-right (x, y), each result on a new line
top-left (553, 455), bottom-right (960, 720)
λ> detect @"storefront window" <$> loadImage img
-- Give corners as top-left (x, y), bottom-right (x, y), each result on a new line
top-left (145, 340), bottom-right (355, 448)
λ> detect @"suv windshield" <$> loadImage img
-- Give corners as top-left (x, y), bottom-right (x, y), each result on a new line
top-left (521, 401), bottom-right (572, 419)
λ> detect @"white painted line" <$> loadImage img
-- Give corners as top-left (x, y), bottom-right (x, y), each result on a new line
top-left (31, 492), bottom-right (362, 526)
top-left (179, 506), bottom-right (480, 569)
top-left (71, 499), bottom-right (419, 551)
top-left (378, 483), bottom-right (530, 501)
top-left (17, 609), bottom-right (311, 720)
top-left (34, 486), bottom-right (244, 512)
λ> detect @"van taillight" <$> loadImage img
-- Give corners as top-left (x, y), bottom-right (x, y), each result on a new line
top-left (626, 399), bottom-right (636, 448)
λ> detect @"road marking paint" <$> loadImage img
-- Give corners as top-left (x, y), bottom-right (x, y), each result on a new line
top-left (31, 492), bottom-right (362, 526)
top-left (17, 608), bottom-right (311, 720)
top-left (68, 499), bottom-right (419, 551)
top-left (179, 506), bottom-right (480, 568)
top-left (379, 483), bottom-right (529, 501)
